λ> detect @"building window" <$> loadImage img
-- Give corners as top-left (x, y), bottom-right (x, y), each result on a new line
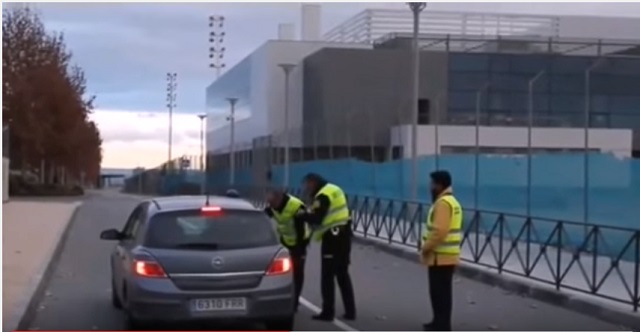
top-left (450, 54), bottom-right (489, 72)
top-left (550, 75), bottom-right (583, 94)
top-left (449, 92), bottom-right (478, 110)
top-left (610, 96), bottom-right (640, 114)
top-left (509, 55), bottom-right (549, 74)
top-left (551, 57), bottom-right (591, 74)
top-left (489, 54), bottom-right (511, 73)
top-left (418, 99), bottom-right (430, 125)
top-left (449, 72), bottom-right (490, 91)
top-left (550, 94), bottom-right (583, 113)
top-left (490, 73), bottom-right (530, 92)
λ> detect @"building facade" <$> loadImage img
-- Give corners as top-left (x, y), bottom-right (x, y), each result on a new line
top-left (300, 35), bottom-right (640, 158)
top-left (205, 9), bottom-right (640, 188)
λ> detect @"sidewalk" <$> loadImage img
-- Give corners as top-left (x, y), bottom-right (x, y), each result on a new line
top-left (2, 200), bottom-right (81, 332)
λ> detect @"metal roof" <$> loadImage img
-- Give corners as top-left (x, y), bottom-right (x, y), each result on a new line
top-left (324, 9), bottom-right (560, 44)
top-left (374, 33), bottom-right (640, 58)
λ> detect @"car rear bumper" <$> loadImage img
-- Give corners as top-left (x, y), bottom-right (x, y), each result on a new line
top-left (126, 274), bottom-right (295, 323)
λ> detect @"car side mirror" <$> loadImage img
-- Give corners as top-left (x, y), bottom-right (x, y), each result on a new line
top-left (100, 229), bottom-right (123, 240)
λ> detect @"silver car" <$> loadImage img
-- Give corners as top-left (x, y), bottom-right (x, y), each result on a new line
top-left (100, 195), bottom-right (296, 329)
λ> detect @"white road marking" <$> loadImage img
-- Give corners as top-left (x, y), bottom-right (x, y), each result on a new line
top-left (299, 297), bottom-right (359, 331)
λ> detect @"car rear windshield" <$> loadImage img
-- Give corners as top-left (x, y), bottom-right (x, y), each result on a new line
top-left (144, 209), bottom-right (278, 250)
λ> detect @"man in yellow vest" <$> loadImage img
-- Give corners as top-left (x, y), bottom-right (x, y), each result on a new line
top-left (264, 189), bottom-right (311, 311)
top-left (297, 173), bottom-right (356, 321)
top-left (421, 170), bottom-right (462, 332)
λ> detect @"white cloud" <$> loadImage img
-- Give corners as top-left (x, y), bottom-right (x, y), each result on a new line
top-left (90, 109), bottom-right (203, 168)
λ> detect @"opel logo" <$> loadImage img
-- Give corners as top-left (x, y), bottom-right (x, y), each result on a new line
top-left (212, 257), bottom-right (224, 269)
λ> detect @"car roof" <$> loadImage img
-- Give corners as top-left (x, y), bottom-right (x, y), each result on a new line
top-left (146, 195), bottom-right (258, 213)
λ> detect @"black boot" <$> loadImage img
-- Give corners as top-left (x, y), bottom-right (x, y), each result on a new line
top-left (342, 312), bottom-right (356, 321)
top-left (422, 322), bottom-right (436, 331)
top-left (312, 313), bottom-right (334, 321)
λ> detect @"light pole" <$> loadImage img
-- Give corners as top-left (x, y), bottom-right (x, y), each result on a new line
top-left (226, 97), bottom-right (238, 186)
top-left (208, 15), bottom-right (226, 78)
top-left (583, 58), bottom-right (606, 228)
top-left (527, 70), bottom-right (545, 217)
top-left (198, 113), bottom-right (207, 193)
top-left (407, 2), bottom-right (426, 202)
top-left (278, 63), bottom-right (296, 188)
top-left (166, 72), bottom-right (177, 166)
top-left (474, 82), bottom-right (490, 210)
top-left (434, 91), bottom-right (443, 171)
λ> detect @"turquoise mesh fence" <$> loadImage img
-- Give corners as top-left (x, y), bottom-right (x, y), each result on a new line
top-left (208, 153), bottom-right (639, 230)
top-left (141, 152), bottom-right (638, 261)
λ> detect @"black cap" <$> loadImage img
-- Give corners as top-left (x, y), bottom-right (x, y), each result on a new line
top-left (302, 172), bottom-right (325, 183)
top-left (225, 189), bottom-right (240, 198)
top-left (430, 170), bottom-right (452, 188)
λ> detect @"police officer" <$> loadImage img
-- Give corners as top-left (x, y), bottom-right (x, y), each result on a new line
top-left (298, 173), bottom-right (356, 321)
top-left (421, 170), bottom-right (462, 331)
top-left (263, 189), bottom-right (310, 311)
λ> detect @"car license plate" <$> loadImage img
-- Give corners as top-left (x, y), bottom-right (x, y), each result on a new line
top-left (191, 298), bottom-right (246, 312)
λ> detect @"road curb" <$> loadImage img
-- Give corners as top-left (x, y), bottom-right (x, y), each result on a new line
top-left (352, 234), bottom-right (639, 331)
top-left (7, 202), bottom-right (83, 332)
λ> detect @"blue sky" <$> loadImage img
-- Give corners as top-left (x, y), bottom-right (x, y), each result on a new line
top-left (16, 2), bottom-right (640, 168)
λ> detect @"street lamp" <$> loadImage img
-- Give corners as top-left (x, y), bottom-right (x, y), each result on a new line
top-left (278, 63), bottom-right (296, 188)
top-left (474, 82), bottom-right (490, 210)
top-left (583, 58), bottom-right (606, 227)
top-left (526, 70), bottom-right (545, 216)
top-left (209, 15), bottom-right (226, 78)
top-left (226, 97), bottom-right (238, 186)
top-left (407, 2), bottom-right (426, 201)
top-left (197, 113), bottom-right (207, 194)
top-left (166, 72), bottom-right (178, 165)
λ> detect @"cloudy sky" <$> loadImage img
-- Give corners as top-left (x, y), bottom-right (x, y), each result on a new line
top-left (19, 2), bottom-right (640, 168)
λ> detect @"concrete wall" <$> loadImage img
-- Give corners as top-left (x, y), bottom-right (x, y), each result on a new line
top-left (302, 48), bottom-right (449, 147)
top-left (391, 125), bottom-right (634, 158)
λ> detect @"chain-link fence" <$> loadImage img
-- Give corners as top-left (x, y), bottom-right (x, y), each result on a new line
top-left (123, 154), bottom-right (204, 196)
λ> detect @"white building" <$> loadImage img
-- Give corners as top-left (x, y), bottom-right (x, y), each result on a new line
top-left (205, 39), bottom-right (371, 153)
top-left (205, 5), bottom-right (640, 160)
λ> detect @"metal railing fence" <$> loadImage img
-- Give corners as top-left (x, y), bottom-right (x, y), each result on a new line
top-left (235, 185), bottom-right (639, 312)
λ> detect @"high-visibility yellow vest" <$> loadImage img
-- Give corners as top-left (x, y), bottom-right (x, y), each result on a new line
top-left (422, 195), bottom-right (463, 255)
top-left (271, 195), bottom-right (311, 246)
top-left (312, 183), bottom-right (350, 242)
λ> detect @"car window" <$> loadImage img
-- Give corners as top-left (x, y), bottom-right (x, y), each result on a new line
top-left (122, 204), bottom-right (144, 239)
top-left (144, 209), bottom-right (278, 250)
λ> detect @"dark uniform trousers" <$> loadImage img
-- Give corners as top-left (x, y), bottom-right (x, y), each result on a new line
top-left (284, 239), bottom-right (308, 310)
top-left (320, 221), bottom-right (356, 317)
top-left (428, 265), bottom-right (455, 331)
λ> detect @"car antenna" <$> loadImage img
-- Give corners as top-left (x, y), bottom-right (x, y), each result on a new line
top-left (204, 156), bottom-right (210, 206)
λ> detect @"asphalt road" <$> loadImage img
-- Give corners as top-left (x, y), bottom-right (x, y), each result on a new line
top-left (26, 191), bottom-right (626, 331)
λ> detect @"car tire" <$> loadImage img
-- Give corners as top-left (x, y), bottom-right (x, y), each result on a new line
top-left (265, 316), bottom-right (295, 330)
top-left (111, 278), bottom-right (122, 309)
top-left (126, 313), bottom-right (147, 331)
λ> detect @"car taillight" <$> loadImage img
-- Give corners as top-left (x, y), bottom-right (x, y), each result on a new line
top-left (201, 206), bottom-right (223, 217)
top-left (266, 252), bottom-right (292, 275)
top-left (133, 260), bottom-right (167, 278)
